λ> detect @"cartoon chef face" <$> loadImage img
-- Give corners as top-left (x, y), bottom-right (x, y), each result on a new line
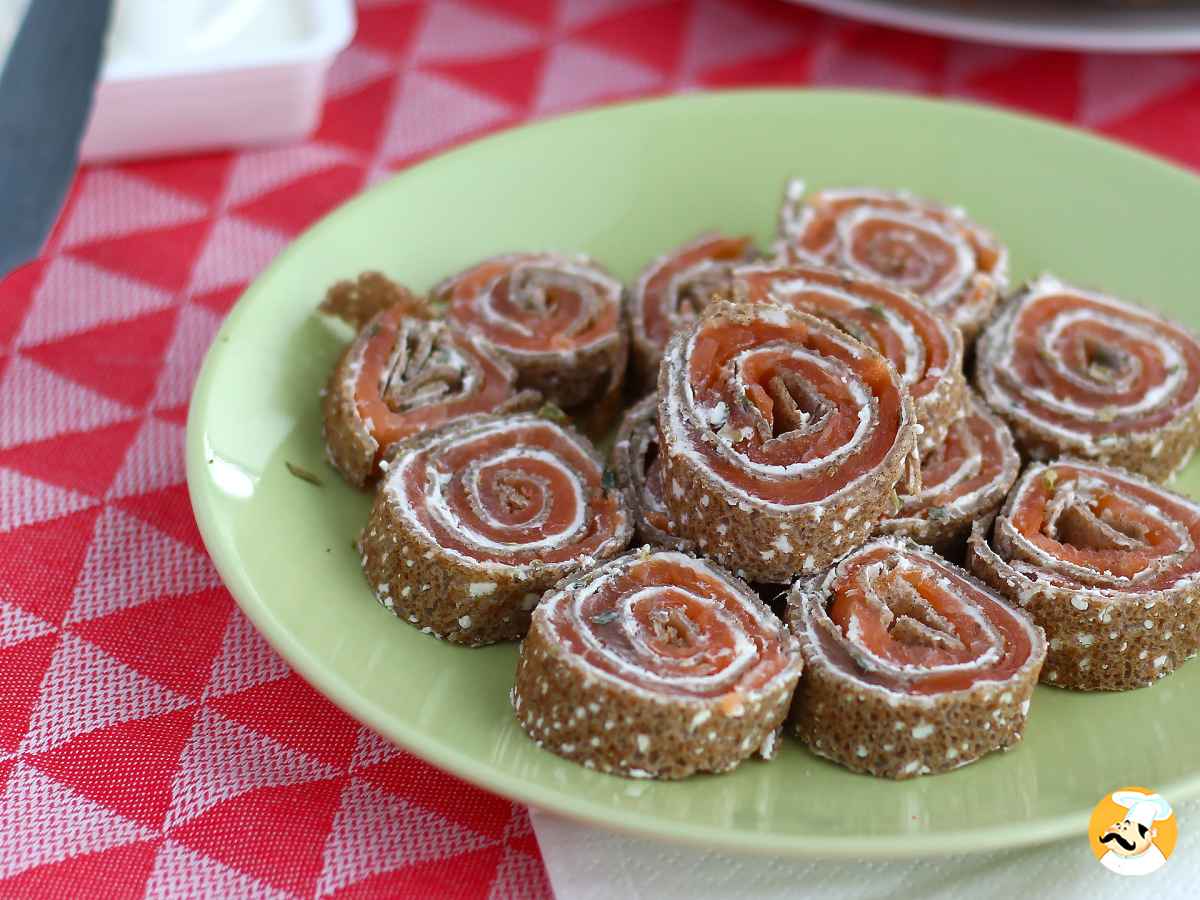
top-left (1099, 817), bottom-right (1156, 858)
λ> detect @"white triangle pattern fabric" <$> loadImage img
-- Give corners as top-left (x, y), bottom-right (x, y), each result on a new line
top-left (187, 216), bottom-right (291, 296)
top-left (534, 42), bottom-right (662, 114)
top-left (66, 506), bottom-right (219, 625)
top-left (16, 254), bottom-right (175, 347)
top-left (0, 467), bottom-right (96, 534)
top-left (0, 763), bottom-right (153, 879)
top-left (0, 358), bottom-right (134, 451)
top-left (0, 600), bottom-right (55, 650)
top-left (414, 0), bottom-right (541, 62)
top-left (143, 839), bottom-right (293, 900)
top-left (204, 612), bottom-right (291, 700)
top-left (382, 71), bottom-right (513, 162)
top-left (149, 302), bottom-right (223, 412)
top-left (59, 170), bottom-right (209, 248)
top-left (164, 707), bottom-right (338, 830)
top-left (19, 633), bottom-right (192, 754)
top-left (314, 777), bottom-right (496, 896)
top-left (680, 0), bottom-right (803, 77)
top-left (105, 417), bottom-right (187, 500)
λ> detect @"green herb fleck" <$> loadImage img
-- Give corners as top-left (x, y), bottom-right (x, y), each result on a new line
top-left (286, 461), bottom-right (323, 487)
top-left (1097, 405), bottom-right (1118, 423)
top-left (601, 467), bottom-right (619, 492)
top-left (889, 488), bottom-right (902, 514)
top-left (538, 402), bottom-right (570, 424)
top-left (1042, 470), bottom-right (1059, 491)
top-left (866, 304), bottom-right (887, 319)
top-left (590, 610), bottom-right (620, 625)
top-left (926, 506), bottom-right (949, 522)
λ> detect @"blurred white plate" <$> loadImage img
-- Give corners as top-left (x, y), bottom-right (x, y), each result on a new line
top-left (797, 0), bottom-right (1200, 52)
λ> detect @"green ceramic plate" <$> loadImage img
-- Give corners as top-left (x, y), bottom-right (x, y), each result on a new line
top-left (187, 90), bottom-right (1200, 858)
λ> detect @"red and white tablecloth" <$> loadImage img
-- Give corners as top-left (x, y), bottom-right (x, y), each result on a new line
top-left (3, 1), bottom-right (1200, 896)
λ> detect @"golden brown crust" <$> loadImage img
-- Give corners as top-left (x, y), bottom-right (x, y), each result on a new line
top-left (611, 395), bottom-right (692, 551)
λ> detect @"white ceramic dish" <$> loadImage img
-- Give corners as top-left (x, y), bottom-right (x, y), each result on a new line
top-left (797, 0), bottom-right (1200, 52)
top-left (79, 0), bottom-right (355, 162)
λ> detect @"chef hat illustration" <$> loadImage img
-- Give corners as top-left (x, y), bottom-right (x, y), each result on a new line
top-left (1112, 790), bottom-right (1172, 828)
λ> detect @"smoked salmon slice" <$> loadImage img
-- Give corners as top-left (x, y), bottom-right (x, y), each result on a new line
top-left (656, 300), bottom-right (920, 583)
top-left (513, 548), bottom-right (802, 779)
top-left (611, 395), bottom-right (692, 552)
top-left (878, 393), bottom-right (1020, 558)
top-left (776, 180), bottom-right (1008, 341)
top-left (968, 459), bottom-right (1200, 691)
top-left (975, 274), bottom-right (1200, 483)
top-left (734, 262), bottom-right (966, 455)
top-left (433, 252), bottom-right (628, 413)
top-left (788, 537), bottom-right (1045, 778)
top-left (322, 299), bottom-right (539, 488)
top-left (359, 413), bottom-right (632, 646)
top-left (630, 233), bottom-right (757, 389)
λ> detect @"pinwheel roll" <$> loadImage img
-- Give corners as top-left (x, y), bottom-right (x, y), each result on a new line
top-left (878, 394), bottom-right (1020, 557)
top-left (513, 549), bottom-right (802, 779)
top-left (787, 537), bottom-right (1045, 779)
top-left (611, 395), bottom-right (692, 551)
top-left (657, 300), bottom-right (920, 583)
top-left (975, 275), bottom-right (1200, 482)
top-left (734, 263), bottom-right (966, 454)
top-left (968, 460), bottom-right (1200, 691)
top-left (776, 180), bottom-right (1008, 340)
top-left (323, 305), bottom-right (539, 488)
top-left (434, 253), bottom-right (628, 411)
top-left (630, 233), bottom-right (757, 388)
top-left (360, 413), bottom-right (632, 646)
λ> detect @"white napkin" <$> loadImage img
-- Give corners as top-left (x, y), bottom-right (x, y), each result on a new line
top-left (531, 795), bottom-right (1197, 899)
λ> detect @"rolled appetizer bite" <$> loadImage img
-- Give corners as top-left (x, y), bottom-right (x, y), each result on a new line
top-left (359, 413), bottom-right (632, 646)
top-left (611, 395), bottom-right (692, 551)
top-left (657, 300), bottom-right (920, 583)
top-left (513, 548), bottom-right (802, 778)
top-left (323, 303), bottom-right (539, 488)
top-left (630, 233), bottom-right (757, 389)
top-left (878, 394), bottom-right (1020, 557)
top-left (788, 537), bottom-right (1046, 779)
top-left (734, 263), bottom-right (966, 455)
top-left (434, 252), bottom-right (627, 412)
top-left (776, 179), bottom-right (1007, 341)
top-left (975, 275), bottom-right (1200, 482)
top-left (968, 459), bottom-right (1200, 691)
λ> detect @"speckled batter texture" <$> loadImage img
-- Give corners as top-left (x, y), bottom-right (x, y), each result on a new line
top-left (512, 549), bottom-right (802, 779)
top-left (359, 415), bottom-right (632, 647)
top-left (656, 302), bottom-right (921, 583)
top-left (967, 461), bottom-right (1200, 691)
top-left (787, 539), bottom-right (1046, 779)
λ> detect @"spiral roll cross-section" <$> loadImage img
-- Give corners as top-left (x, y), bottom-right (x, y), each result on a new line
top-left (513, 549), bottom-right (802, 779)
top-left (788, 538), bottom-right (1045, 779)
top-left (360, 414), bottom-right (632, 646)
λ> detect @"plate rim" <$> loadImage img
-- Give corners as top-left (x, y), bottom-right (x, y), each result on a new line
top-left (186, 88), bottom-right (1200, 859)
top-left (795, 0), bottom-right (1200, 52)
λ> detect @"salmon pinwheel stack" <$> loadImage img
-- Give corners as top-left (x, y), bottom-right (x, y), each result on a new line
top-left (878, 394), bottom-right (1020, 557)
top-left (733, 263), bottom-right (966, 455)
top-left (629, 233), bottom-right (757, 389)
top-left (968, 460), bottom-right (1200, 691)
top-left (359, 413), bottom-right (632, 646)
top-left (656, 300), bottom-right (920, 583)
top-left (434, 252), bottom-right (628, 413)
top-left (611, 395), bottom-right (692, 552)
top-left (776, 180), bottom-right (1008, 341)
top-left (513, 549), bottom-right (803, 778)
top-left (787, 538), bottom-right (1046, 779)
top-left (975, 275), bottom-right (1200, 482)
top-left (322, 285), bottom-right (540, 488)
